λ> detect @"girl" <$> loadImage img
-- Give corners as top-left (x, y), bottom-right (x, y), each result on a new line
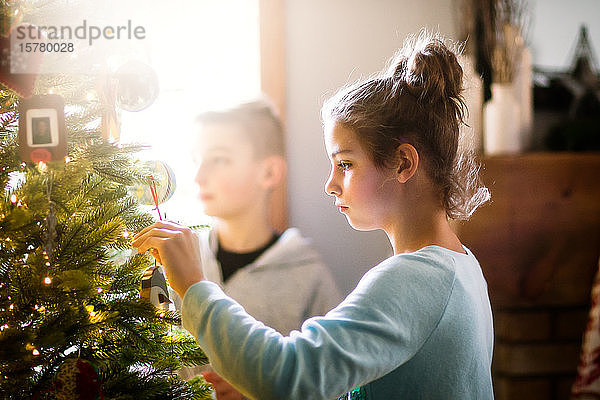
top-left (133, 32), bottom-right (494, 400)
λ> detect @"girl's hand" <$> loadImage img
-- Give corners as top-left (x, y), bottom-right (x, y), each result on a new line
top-left (131, 221), bottom-right (205, 297)
top-left (202, 371), bottom-right (245, 400)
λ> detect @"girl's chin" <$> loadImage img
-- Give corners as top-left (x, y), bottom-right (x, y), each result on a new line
top-left (345, 216), bottom-right (378, 232)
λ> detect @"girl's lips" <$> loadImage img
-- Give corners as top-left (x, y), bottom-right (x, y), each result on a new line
top-left (337, 205), bottom-right (349, 213)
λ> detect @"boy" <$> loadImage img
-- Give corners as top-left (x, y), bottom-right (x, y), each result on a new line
top-left (181, 99), bottom-right (340, 398)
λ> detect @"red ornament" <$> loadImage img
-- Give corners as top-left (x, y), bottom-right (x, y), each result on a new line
top-left (34, 358), bottom-right (104, 400)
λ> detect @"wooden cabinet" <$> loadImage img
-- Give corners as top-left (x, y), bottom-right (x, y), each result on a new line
top-left (454, 153), bottom-right (600, 400)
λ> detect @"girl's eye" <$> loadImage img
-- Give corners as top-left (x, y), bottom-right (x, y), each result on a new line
top-left (337, 161), bottom-right (352, 171)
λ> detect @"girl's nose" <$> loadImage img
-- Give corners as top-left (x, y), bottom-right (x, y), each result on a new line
top-left (325, 170), bottom-right (341, 197)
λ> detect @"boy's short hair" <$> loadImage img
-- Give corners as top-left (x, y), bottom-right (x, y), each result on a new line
top-left (196, 99), bottom-right (285, 158)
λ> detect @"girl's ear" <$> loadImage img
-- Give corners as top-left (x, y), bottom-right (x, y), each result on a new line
top-left (395, 143), bottom-right (419, 183)
top-left (260, 155), bottom-right (287, 189)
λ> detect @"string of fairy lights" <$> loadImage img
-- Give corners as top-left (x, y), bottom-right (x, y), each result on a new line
top-left (0, 160), bottom-right (178, 363)
top-left (0, 162), bottom-right (178, 372)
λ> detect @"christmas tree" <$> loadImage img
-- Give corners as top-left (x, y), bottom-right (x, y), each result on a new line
top-left (0, 4), bottom-right (210, 400)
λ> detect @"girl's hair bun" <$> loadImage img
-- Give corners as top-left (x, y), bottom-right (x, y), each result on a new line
top-left (322, 31), bottom-right (489, 220)
top-left (387, 32), bottom-right (464, 105)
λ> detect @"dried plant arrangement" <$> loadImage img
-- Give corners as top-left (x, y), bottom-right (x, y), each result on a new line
top-left (489, 0), bottom-right (529, 83)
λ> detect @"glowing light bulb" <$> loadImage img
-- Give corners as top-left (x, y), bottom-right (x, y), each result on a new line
top-left (86, 305), bottom-right (98, 318)
top-left (32, 349), bottom-right (40, 356)
top-left (97, 288), bottom-right (103, 293)
top-left (122, 231), bottom-right (130, 238)
top-left (37, 162), bottom-right (47, 172)
top-left (9, 304), bottom-right (14, 310)
top-left (44, 277), bottom-right (52, 285)
top-left (10, 194), bottom-right (17, 203)
top-left (159, 312), bottom-right (165, 318)
top-left (45, 262), bottom-right (50, 267)
top-left (65, 156), bottom-right (71, 163)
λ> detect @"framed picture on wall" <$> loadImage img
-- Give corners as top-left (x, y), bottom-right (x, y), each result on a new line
top-left (18, 94), bottom-right (67, 163)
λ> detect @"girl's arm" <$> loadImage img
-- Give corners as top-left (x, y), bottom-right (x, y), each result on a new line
top-left (182, 255), bottom-right (455, 400)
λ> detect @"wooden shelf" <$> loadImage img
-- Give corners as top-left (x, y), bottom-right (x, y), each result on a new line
top-left (456, 152), bottom-right (600, 308)
top-left (455, 152), bottom-right (600, 399)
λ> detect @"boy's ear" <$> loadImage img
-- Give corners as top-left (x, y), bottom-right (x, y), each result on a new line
top-left (395, 144), bottom-right (419, 184)
top-left (260, 155), bottom-right (286, 189)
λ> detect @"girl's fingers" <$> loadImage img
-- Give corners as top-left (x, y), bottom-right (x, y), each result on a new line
top-left (131, 230), bottom-right (166, 264)
top-left (130, 221), bottom-right (203, 295)
top-left (132, 235), bottom-right (168, 254)
top-left (133, 220), bottom-right (187, 240)
top-left (133, 222), bottom-right (162, 239)
top-left (148, 248), bottom-right (162, 264)
top-left (131, 228), bottom-right (183, 250)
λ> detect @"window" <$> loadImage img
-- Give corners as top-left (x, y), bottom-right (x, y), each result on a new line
top-left (120, 0), bottom-right (262, 225)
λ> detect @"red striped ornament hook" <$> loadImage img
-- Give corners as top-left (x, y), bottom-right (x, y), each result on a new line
top-left (149, 177), bottom-right (162, 221)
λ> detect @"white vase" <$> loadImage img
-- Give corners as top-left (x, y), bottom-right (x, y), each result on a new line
top-left (514, 46), bottom-right (533, 150)
top-left (459, 55), bottom-right (484, 153)
top-left (484, 83), bottom-right (522, 155)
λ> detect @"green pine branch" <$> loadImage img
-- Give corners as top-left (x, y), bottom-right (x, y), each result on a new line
top-left (0, 30), bottom-right (210, 399)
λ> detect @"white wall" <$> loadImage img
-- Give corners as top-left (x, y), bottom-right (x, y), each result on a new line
top-left (529, 0), bottom-right (600, 70)
top-left (284, 0), bottom-right (458, 294)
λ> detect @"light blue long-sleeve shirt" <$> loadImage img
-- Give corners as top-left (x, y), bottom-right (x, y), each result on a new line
top-left (182, 245), bottom-right (494, 399)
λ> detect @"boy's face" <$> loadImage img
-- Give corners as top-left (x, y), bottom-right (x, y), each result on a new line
top-left (193, 123), bottom-right (267, 220)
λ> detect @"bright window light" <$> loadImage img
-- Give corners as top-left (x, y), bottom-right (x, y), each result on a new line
top-left (119, 0), bottom-right (261, 225)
